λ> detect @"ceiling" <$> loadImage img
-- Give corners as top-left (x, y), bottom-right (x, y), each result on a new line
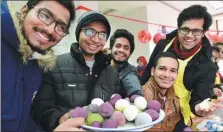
top-left (98, 1), bottom-right (223, 20)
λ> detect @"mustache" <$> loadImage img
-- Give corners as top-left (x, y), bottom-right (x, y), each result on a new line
top-left (33, 27), bottom-right (55, 42)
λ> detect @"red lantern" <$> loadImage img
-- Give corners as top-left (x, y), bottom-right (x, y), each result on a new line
top-left (205, 31), bottom-right (217, 43)
top-left (153, 33), bottom-right (166, 44)
top-left (138, 30), bottom-right (151, 44)
top-left (213, 35), bottom-right (223, 43)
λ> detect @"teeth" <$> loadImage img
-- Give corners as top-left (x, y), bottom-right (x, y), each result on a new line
top-left (37, 32), bottom-right (49, 41)
top-left (89, 44), bottom-right (97, 48)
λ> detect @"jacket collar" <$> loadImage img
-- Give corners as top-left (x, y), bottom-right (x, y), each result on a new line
top-left (7, 1), bottom-right (56, 72)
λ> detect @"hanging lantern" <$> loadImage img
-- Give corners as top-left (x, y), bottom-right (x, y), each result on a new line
top-left (213, 34), bottom-right (223, 43)
top-left (153, 33), bottom-right (166, 44)
top-left (138, 30), bottom-right (151, 44)
top-left (206, 31), bottom-right (217, 43)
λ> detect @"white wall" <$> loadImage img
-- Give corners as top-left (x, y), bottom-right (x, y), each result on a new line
top-left (146, 2), bottom-right (179, 58)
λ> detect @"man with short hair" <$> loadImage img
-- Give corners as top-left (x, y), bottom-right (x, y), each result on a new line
top-left (141, 5), bottom-right (217, 130)
top-left (31, 11), bottom-right (123, 131)
top-left (1, 1), bottom-right (75, 131)
top-left (110, 29), bottom-right (143, 97)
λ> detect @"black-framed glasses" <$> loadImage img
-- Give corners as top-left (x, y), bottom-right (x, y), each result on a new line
top-left (82, 28), bottom-right (107, 40)
top-left (179, 27), bottom-right (204, 36)
top-left (34, 7), bottom-right (69, 37)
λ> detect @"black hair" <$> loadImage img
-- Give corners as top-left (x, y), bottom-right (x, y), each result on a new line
top-left (110, 29), bottom-right (135, 54)
top-left (153, 52), bottom-right (179, 69)
top-left (26, 0), bottom-right (75, 28)
top-left (177, 4), bottom-right (212, 31)
top-left (212, 45), bottom-right (220, 53)
top-left (214, 42), bottom-right (223, 47)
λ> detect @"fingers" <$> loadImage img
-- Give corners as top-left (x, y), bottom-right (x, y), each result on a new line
top-left (65, 117), bottom-right (85, 127)
top-left (59, 110), bottom-right (74, 124)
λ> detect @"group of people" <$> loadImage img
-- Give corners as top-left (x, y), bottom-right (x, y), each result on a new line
top-left (2, 0), bottom-right (223, 132)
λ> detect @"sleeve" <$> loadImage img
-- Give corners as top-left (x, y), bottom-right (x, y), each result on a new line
top-left (140, 39), bottom-right (165, 85)
top-left (30, 69), bottom-right (70, 132)
top-left (189, 65), bottom-right (217, 116)
top-left (122, 72), bottom-right (143, 97)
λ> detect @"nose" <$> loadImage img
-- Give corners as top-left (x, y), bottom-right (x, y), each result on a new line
top-left (163, 70), bottom-right (171, 77)
top-left (91, 33), bottom-right (100, 43)
top-left (44, 22), bottom-right (56, 35)
top-left (186, 30), bottom-right (194, 37)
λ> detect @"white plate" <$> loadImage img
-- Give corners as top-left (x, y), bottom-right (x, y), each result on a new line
top-left (81, 109), bottom-right (165, 131)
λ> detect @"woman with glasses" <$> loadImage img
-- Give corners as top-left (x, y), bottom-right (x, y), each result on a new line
top-left (140, 4), bottom-right (218, 131)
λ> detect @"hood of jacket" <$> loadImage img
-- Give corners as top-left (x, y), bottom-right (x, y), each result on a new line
top-left (7, 1), bottom-right (56, 72)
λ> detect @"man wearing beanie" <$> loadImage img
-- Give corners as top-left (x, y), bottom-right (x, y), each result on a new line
top-left (110, 29), bottom-right (143, 97)
top-left (30, 11), bottom-right (124, 131)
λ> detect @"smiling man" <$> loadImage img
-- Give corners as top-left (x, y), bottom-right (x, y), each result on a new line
top-left (30, 11), bottom-right (124, 131)
top-left (140, 4), bottom-right (217, 131)
top-left (1, 0), bottom-right (75, 132)
top-left (110, 29), bottom-right (143, 97)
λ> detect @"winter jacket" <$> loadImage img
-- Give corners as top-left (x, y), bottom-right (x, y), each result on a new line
top-left (116, 61), bottom-right (143, 97)
top-left (30, 43), bottom-right (123, 132)
top-left (143, 78), bottom-right (181, 131)
top-left (140, 29), bottom-right (217, 116)
top-left (1, 1), bottom-right (55, 132)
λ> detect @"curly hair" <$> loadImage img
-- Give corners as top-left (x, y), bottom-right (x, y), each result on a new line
top-left (177, 4), bottom-right (212, 31)
top-left (110, 29), bottom-right (135, 54)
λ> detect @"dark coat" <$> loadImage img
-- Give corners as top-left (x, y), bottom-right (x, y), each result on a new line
top-left (31, 43), bottom-right (123, 131)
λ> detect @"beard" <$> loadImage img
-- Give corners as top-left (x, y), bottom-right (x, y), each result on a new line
top-left (21, 25), bottom-right (54, 54)
top-left (111, 53), bottom-right (129, 65)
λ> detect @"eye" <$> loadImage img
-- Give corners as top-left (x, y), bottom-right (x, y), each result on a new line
top-left (85, 29), bottom-right (95, 36)
top-left (57, 24), bottom-right (67, 33)
top-left (39, 10), bottom-right (51, 20)
top-left (99, 32), bottom-right (107, 39)
top-left (171, 70), bottom-right (177, 73)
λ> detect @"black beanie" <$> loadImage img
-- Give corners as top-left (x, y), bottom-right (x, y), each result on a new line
top-left (75, 11), bottom-right (111, 42)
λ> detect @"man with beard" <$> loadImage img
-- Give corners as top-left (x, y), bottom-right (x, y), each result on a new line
top-left (1, 1), bottom-right (75, 132)
top-left (30, 11), bottom-right (123, 131)
top-left (110, 29), bottom-right (143, 97)
top-left (140, 5), bottom-right (217, 130)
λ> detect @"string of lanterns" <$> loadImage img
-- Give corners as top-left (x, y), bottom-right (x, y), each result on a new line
top-left (75, 5), bottom-right (223, 44)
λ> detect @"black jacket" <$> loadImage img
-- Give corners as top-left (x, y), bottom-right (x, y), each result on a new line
top-left (30, 43), bottom-right (122, 131)
top-left (140, 30), bottom-right (217, 116)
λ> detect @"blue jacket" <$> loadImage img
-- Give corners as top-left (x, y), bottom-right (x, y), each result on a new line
top-left (117, 62), bottom-right (143, 97)
top-left (1, 2), bottom-right (44, 131)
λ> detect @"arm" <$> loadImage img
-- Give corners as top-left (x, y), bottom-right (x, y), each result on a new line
top-left (189, 66), bottom-right (217, 116)
top-left (30, 69), bottom-right (70, 131)
top-left (122, 72), bottom-right (143, 97)
top-left (140, 39), bottom-right (165, 85)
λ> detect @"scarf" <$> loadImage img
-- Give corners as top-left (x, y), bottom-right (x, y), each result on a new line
top-left (172, 37), bottom-right (202, 60)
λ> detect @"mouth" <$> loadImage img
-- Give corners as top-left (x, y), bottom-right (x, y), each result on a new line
top-left (34, 27), bottom-right (54, 45)
top-left (88, 43), bottom-right (98, 50)
top-left (184, 39), bottom-right (195, 44)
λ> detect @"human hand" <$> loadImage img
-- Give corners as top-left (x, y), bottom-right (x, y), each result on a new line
top-left (54, 117), bottom-right (86, 131)
top-left (195, 98), bottom-right (223, 116)
top-left (59, 109), bottom-right (74, 125)
top-left (213, 88), bottom-right (223, 97)
top-left (195, 99), bottom-right (215, 117)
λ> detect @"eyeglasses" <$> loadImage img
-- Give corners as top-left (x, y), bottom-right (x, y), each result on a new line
top-left (179, 27), bottom-right (204, 36)
top-left (34, 7), bottom-right (69, 37)
top-left (82, 28), bottom-right (107, 40)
